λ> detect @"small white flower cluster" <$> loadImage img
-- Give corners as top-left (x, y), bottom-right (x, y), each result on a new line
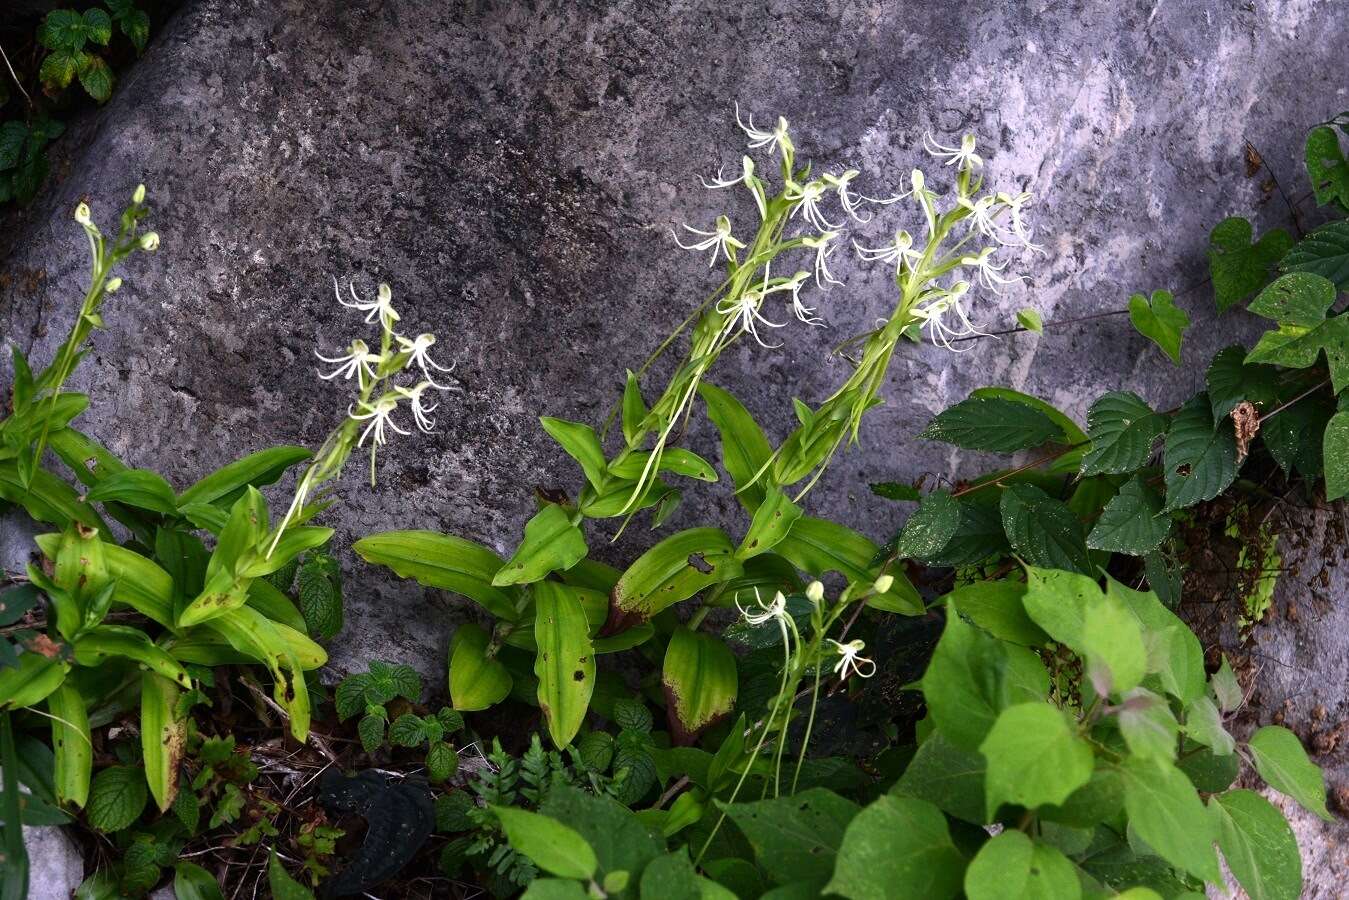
top-left (735, 581), bottom-right (879, 685)
top-left (676, 108), bottom-right (1043, 353)
top-left (316, 279), bottom-right (456, 448)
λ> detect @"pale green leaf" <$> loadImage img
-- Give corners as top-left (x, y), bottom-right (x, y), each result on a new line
top-left (981, 702), bottom-right (1094, 817)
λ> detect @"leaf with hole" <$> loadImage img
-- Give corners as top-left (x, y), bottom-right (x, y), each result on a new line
top-left (533, 581), bottom-right (594, 748)
top-left (1162, 395), bottom-right (1237, 512)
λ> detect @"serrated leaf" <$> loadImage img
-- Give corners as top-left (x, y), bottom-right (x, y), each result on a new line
top-left (334, 674), bottom-right (369, 721)
top-left (1081, 391), bottom-right (1166, 476)
top-left (1087, 476), bottom-right (1171, 555)
top-left (493, 504), bottom-right (588, 587)
top-left (77, 55), bottom-right (114, 102)
top-left (296, 553), bottom-right (343, 640)
top-left (925, 499), bottom-right (1009, 567)
top-left (368, 659), bottom-right (421, 702)
top-left (1247, 725), bottom-right (1330, 820)
top-left (1261, 386), bottom-right (1332, 478)
top-left (388, 713), bottom-right (430, 748)
top-left (82, 8), bottom-right (113, 45)
top-left (357, 713), bottom-right (384, 753)
top-left (1282, 219), bottom-right (1349, 289)
top-left (1207, 217), bottom-right (1293, 311)
top-left (1212, 789), bottom-right (1302, 900)
top-left (919, 396), bottom-right (1061, 452)
top-left (1162, 395), bottom-right (1237, 512)
top-left (39, 49), bottom-right (84, 89)
top-left (1128, 290), bottom-right (1189, 365)
top-left (999, 483), bottom-right (1094, 575)
top-left (1206, 345), bottom-right (1280, 419)
top-left (981, 702), bottom-right (1094, 817)
top-left (1306, 124), bottom-right (1349, 209)
top-left (0, 122), bottom-right (27, 170)
top-left (824, 795), bottom-right (965, 900)
top-left (39, 10), bottom-right (87, 51)
top-left (890, 490), bottom-right (960, 560)
top-left (86, 765), bottom-right (147, 832)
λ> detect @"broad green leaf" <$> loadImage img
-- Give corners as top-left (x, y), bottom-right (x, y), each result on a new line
top-left (944, 579), bottom-right (1046, 647)
top-left (922, 608), bottom-right (1049, 751)
top-left (1206, 345), bottom-right (1280, 419)
top-left (354, 530), bottom-right (519, 621)
top-left (1128, 290), bottom-right (1189, 365)
top-left (919, 396), bottom-right (1061, 452)
top-left (1017, 307), bottom-right (1043, 334)
top-left (890, 490), bottom-right (960, 560)
top-left (1207, 217), bottom-right (1293, 311)
top-left (1212, 789), bottom-right (1302, 900)
top-left (969, 387), bottom-right (1088, 446)
top-left (1247, 725), bottom-right (1330, 820)
top-left (448, 623), bottom-right (511, 711)
top-left (533, 581), bottom-right (595, 748)
top-left (494, 504), bottom-right (588, 587)
top-left (1087, 476), bottom-right (1170, 555)
top-left (924, 499), bottom-right (1009, 567)
top-left (1250, 272), bottom-right (1341, 325)
top-left (736, 485), bottom-right (802, 559)
top-left (78, 55), bottom-right (113, 102)
top-left (267, 852), bottom-right (314, 900)
top-left (39, 9), bottom-right (86, 50)
top-left (238, 526), bottom-right (333, 578)
top-left (893, 729), bottom-right (987, 824)
top-left (824, 795), bottom-right (965, 900)
top-left (86, 765), bottom-right (147, 832)
top-left (720, 788), bottom-right (859, 885)
top-left (141, 672), bottom-right (182, 811)
top-left (1106, 579), bottom-right (1205, 704)
top-left (1118, 757), bottom-right (1222, 883)
top-left (521, 880), bottom-right (589, 899)
top-left (1282, 219), bottom-right (1349, 289)
top-left (662, 626), bottom-right (737, 744)
top-left (173, 862), bottom-right (225, 900)
top-left (869, 482), bottom-right (921, 501)
top-left (999, 483), bottom-right (1094, 575)
top-left (1260, 386), bottom-right (1332, 478)
top-left (776, 516), bottom-right (920, 614)
top-left (1038, 768), bottom-right (1125, 829)
top-left (39, 48), bottom-right (83, 88)
top-left (1182, 695), bottom-right (1235, 756)
top-left (609, 528), bottom-right (742, 627)
top-left (539, 784), bottom-right (662, 899)
top-left (1116, 688), bottom-right (1179, 761)
top-left (699, 381), bottom-right (773, 510)
top-left (492, 805), bottom-right (598, 880)
top-left (72, 625), bottom-right (190, 688)
top-left (48, 681), bottom-right (91, 808)
top-left (204, 607), bottom-right (316, 738)
top-left (176, 446), bottom-right (311, 509)
top-left (637, 852), bottom-right (701, 900)
top-left (1244, 274), bottom-right (1349, 392)
top-left (1162, 395), bottom-right (1237, 512)
top-left (541, 416), bottom-right (608, 490)
top-left (0, 460), bottom-right (109, 536)
top-left (1323, 411), bottom-right (1349, 501)
top-left (981, 702), bottom-right (1093, 816)
top-left (1306, 123), bottom-right (1349, 209)
top-left (1023, 567), bottom-right (1145, 695)
top-left (36, 535), bottom-right (173, 626)
top-left (82, 8), bottom-right (112, 44)
top-left (964, 831), bottom-right (1079, 900)
top-left (0, 651), bottom-right (67, 712)
top-left (1080, 391), bottom-right (1166, 476)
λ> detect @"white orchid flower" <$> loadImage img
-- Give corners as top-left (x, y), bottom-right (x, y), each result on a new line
top-left (674, 215), bottom-right (746, 267)
top-left (338, 279), bottom-right (400, 333)
top-left (702, 155), bottom-right (767, 219)
top-left (960, 247), bottom-right (1022, 293)
top-left (958, 194), bottom-right (1001, 241)
top-left (316, 339), bottom-right (382, 386)
top-left (853, 230), bottom-right (922, 276)
top-left (827, 639), bottom-right (877, 680)
top-left (397, 332), bottom-right (456, 387)
top-left (911, 281), bottom-right (987, 351)
top-left (734, 103), bottom-right (792, 158)
top-left (717, 274), bottom-right (786, 348)
top-left (349, 396), bottom-right (410, 447)
top-left (923, 132), bottom-right (982, 171)
top-left (737, 589), bottom-right (789, 626)
top-left (785, 179), bottom-right (842, 231)
top-left (395, 380), bottom-right (442, 433)
top-left (996, 190), bottom-right (1044, 254)
top-left (765, 270), bottom-right (820, 326)
top-left (823, 169), bottom-right (871, 223)
top-left (801, 231), bottom-right (844, 288)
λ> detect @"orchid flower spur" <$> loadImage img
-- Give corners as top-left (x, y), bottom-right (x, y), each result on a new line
top-left (675, 216), bottom-right (746, 267)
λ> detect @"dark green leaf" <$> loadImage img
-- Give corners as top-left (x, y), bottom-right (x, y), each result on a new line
top-left (1282, 219), bottom-right (1349, 289)
top-left (891, 490), bottom-right (960, 560)
top-left (919, 396), bottom-right (1061, 452)
top-left (1207, 217), bottom-right (1293, 311)
top-left (1324, 410), bottom-right (1349, 501)
top-left (39, 10), bottom-right (87, 51)
top-left (538, 784), bottom-right (662, 900)
top-left (1206, 345), bottom-right (1280, 419)
top-left (296, 552), bottom-right (343, 640)
top-left (894, 730), bottom-right (987, 824)
top-left (1162, 395), bottom-right (1237, 512)
top-left (1081, 391), bottom-right (1166, 476)
top-left (944, 579), bottom-right (1046, 646)
top-left (869, 481), bottom-right (921, 501)
top-left (173, 862), bottom-right (224, 900)
top-left (999, 483), bottom-right (1094, 575)
top-left (1087, 476), bottom-right (1171, 555)
top-left (1306, 124), bottom-right (1349, 209)
top-left (719, 788), bottom-right (859, 885)
top-left (823, 795), bottom-right (965, 900)
top-left (39, 49), bottom-right (85, 89)
top-left (1261, 387), bottom-right (1333, 477)
top-left (924, 499), bottom-right (1009, 567)
top-left (86, 765), bottom-right (147, 832)
top-left (0, 122), bottom-right (26, 171)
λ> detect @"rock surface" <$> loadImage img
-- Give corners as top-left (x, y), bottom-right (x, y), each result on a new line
top-left (2, 0), bottom-right (1349, 885)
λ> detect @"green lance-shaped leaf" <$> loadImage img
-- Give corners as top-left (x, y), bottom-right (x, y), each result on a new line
top-left (0, 651), bottom-right (67, 711)
top-left (1244, 273), bottom-right (1349, 392)
top-left (662, 626), bottom-right (737, 745)
top-left (1080, 391), bottom-right (1167, 476)
top-left (1207, 216), bottom-right (1293, 311)
top-left (491, 805), bottom-right (598, 881)
top-left (0, 459), bottom-right (109, 536)
top-left (140, 672), bottom-right (183, 812)
top-left (1324, 411), bottom-right (1349, 501)
top-left (84, 468), bottom-right (178, 515)
top-left (606, 528), bottom-right (742, 632)
top-left (205, 606), bottom-right (314, 740)
top-left (1306, 123), bottom-right (1349, 209)
top-left (494, 504), bottom-right (588, 587)
top-left (608, 448), bottom-right (719, 483)
top-left (533, 581), bottom-right (595, 748)
top-left (1128, 289), bottom-right (1190, 365)
top-left (448, 622), bottom-right (511, 712)
top-left (73, 625), bottom-right (191, 689)
top-left (622, 369), bottom-right (649, 445)
top-left (176, 445), bottom-right (311, 511)
top-left (919, 395), bottom-right (1061, 452)
top-left (736, 485), bottom-right (803, 559)
top-left (824, 795), bottom-right (966, 900)
top-left (1087, 476), bottom-right (1171, 556)
top-left (698, 381), bottom-right (773, 511)
top-left (1212, 789), bottom-right (1303, 900)
top-left (1282, 219), bottom-right (1349, 290)
top-left (1247, 724), bottom-right (1331, 820)
top-left (1162, 394), bottom-right (1237, 513)
top-left (1119, 756), bottom-right (1223, 884)
top-left (540, 416), bottom-right (608, 490)
top-left (999, 483), bottom-right (1094, 575)
top-left (775, 516), bottom-right (921, 614)
top-left (981, 701), bottom-right (1094, 818)
top-left (48, 681), bottom-right (91, 808)
top-left (354, 530), bottom-right (521, 621)
top-left (964, 830), bottom-right (1079, 900)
